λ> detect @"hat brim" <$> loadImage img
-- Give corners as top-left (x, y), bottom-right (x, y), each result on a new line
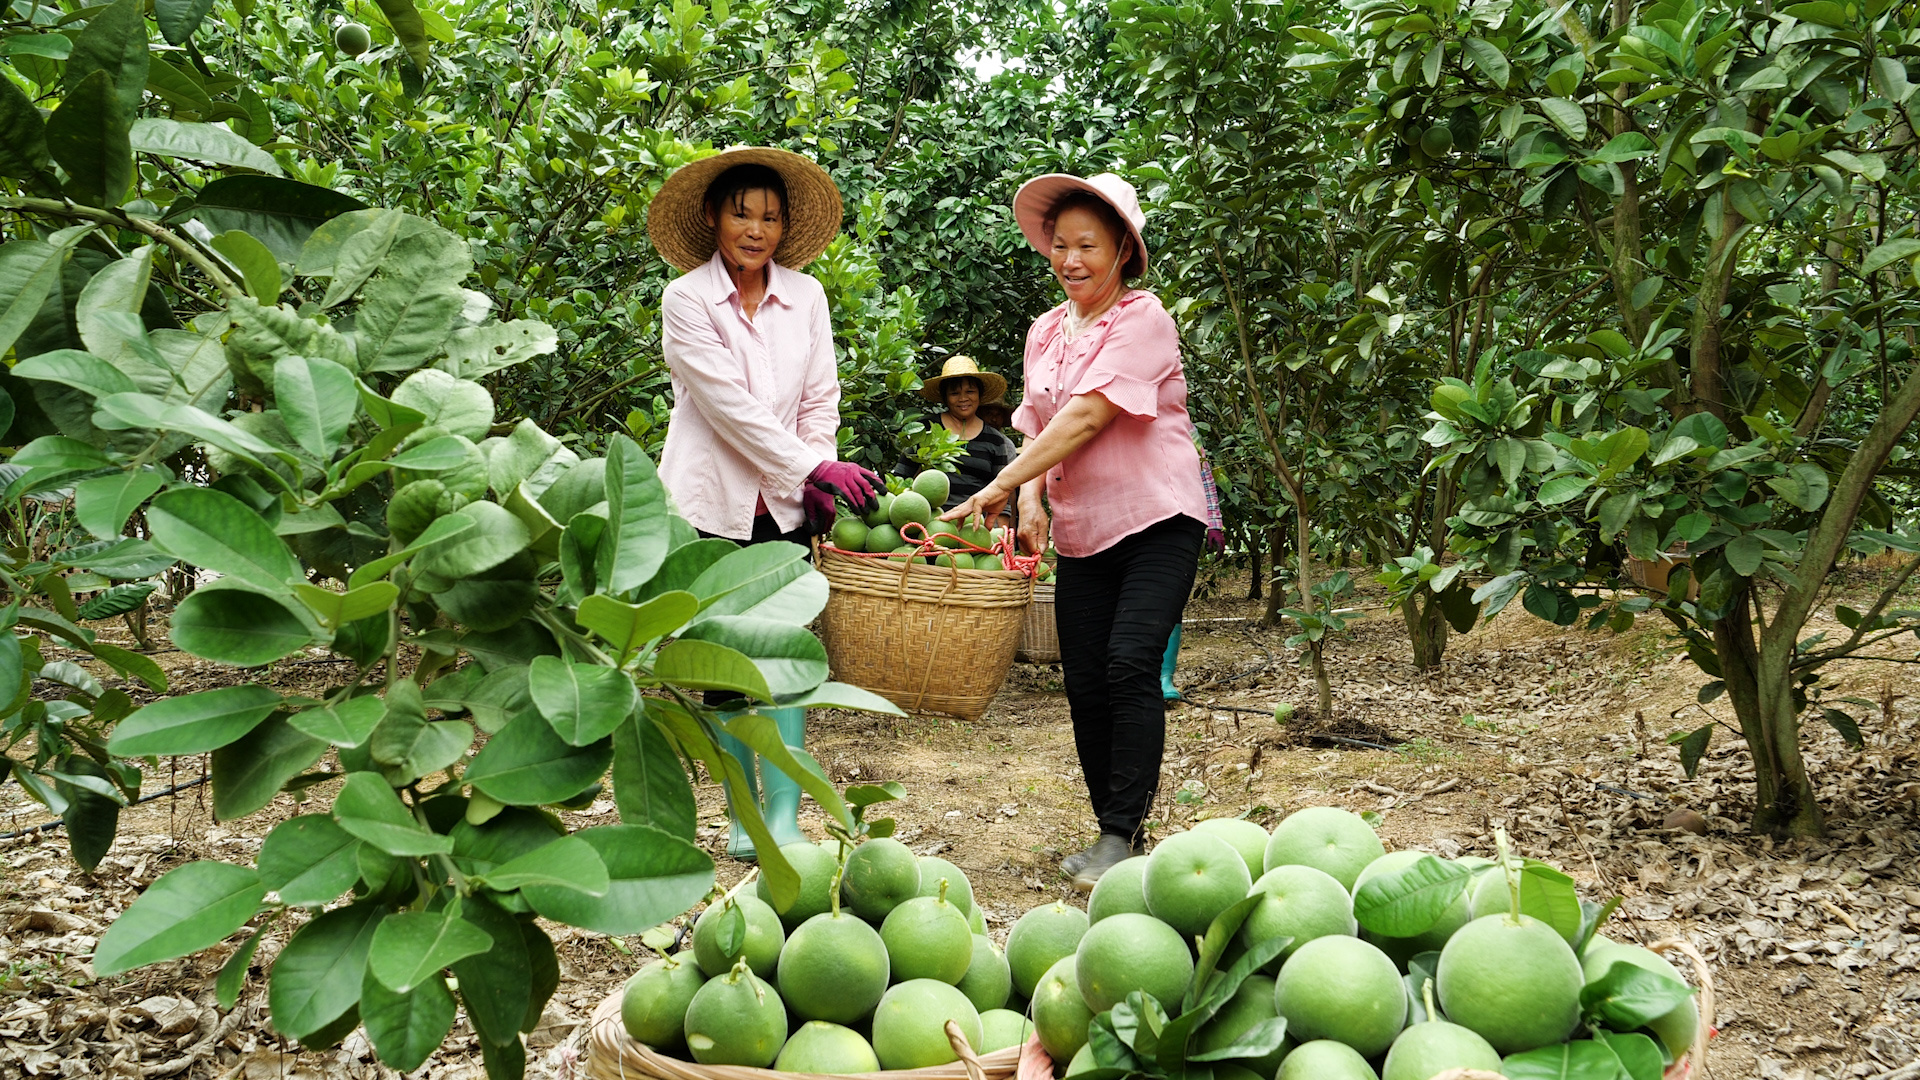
top-left (920, 371), bottom-right (1009, 404)
top-left (647, 147), bottom-right (844, 272)
top-left (1012, 174), bottom-right (1148, 278)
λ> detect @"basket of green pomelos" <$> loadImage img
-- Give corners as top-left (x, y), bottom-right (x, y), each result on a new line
top-left (816, 470), bottom-right (1035, 722)
top-left (592, 806), bottom-right (1711, 1080)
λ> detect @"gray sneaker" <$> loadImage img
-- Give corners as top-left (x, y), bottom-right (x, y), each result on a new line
top-left (1071, 835), bottom-right (1139, 892)
top-left (1061, 836), bottom-right (1146, 877)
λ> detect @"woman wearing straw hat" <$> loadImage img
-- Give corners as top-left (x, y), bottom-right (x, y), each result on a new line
top-left (901, 356), bottom-right (1017, 523)
top-left (942, 172), bottom-right (1210, 889)
top-left (649, 146), bottom-right (882, 861)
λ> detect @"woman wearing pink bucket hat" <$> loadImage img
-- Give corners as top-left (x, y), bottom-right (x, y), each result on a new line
top-left (942, 172), bottom-right (1211, 888)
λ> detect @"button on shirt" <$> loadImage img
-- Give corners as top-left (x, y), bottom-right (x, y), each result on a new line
top-left (659, 252), bottom-right (839, 540)
top-left (1011, 290), bottom-right (1209, 557)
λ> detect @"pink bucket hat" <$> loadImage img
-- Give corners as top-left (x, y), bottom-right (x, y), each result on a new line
top-left (1012, 172), bottom-right (1149, 278)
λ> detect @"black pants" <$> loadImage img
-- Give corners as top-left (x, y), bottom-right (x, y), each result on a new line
top-left (697, 514), bottom-right (811, 705)
top-left (1054, 514), bottom-right (1205, 841)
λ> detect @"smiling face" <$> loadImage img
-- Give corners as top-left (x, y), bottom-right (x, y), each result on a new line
top-left (706, 187), bottom-right (786, 278)
top-left (943, 377), bottom-right (982, 422)
top-left (1048, 205), bottom-right (1131, 311)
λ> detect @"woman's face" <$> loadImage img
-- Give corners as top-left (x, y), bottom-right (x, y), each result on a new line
top-left (1048, 206), bottom-right (1129, 308)
top-left (944, 378), bottom-right (981, 422)
top-left (707, 188), bottom-right (786, 278)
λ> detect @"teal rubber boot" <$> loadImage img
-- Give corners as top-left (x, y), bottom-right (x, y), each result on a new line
top-left (716, 718), bottom-right (761, 861)
top-left (1161, 623), bottom-right (1183, 700)
top-left (759, 707), bottom-right (809, 850)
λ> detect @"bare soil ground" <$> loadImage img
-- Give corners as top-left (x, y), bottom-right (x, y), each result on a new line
top-left (3, 567), bottom-right (1918, 1080)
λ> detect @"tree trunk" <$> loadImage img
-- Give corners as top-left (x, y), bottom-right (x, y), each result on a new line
top-left (1263, 526), bottom-right (1285, 626)
top-left (1403, 592), bottom-right (1449, 670)
top-left (1247, 543), bottom-right (1262, 602)
top-left (1713, 588), bottom-right (1825, 837)
top-left (1309, 640), bottom-right (1332, 723)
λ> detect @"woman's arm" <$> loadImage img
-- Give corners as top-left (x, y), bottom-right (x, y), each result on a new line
top-left (1015, 476), bottom-right (1048, 555)
top-left (941, 391), bottom-right (1120, 524)
top-left (793, 283), bottom-right (841, 458)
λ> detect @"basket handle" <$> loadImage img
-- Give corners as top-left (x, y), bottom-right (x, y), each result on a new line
top-left (1650, 937), bottom-right (1715, 1073)
top-left (946, 1021), bottom-right (987, 1080)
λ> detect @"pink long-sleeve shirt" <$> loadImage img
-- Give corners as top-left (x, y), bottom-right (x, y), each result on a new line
top-left (659, 252), bottom-right (839, 540)
top-left (1011, 289), bottom-right (1209, 557)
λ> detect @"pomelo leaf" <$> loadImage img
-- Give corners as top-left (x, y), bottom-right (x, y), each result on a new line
top-left (1353, 855), bottom-right (1471, 937)
top-left (595, 435), bottom-right (671, 596)
top-left (1500, 1037), bottom-right (1625, 1079)
top-left (148, 487), bottom-right (302, 592)
top-left (267, 902), bottom-right (382, 1040)
top-left (575, 591), bottom-right (696, 658)
top-left (463, 709), bottom-right (612, 806)
top-left (333, 771), bottom-right (452, 856)
top-left (288, 696), bottom-right (385, 748)
top-left (1579, 960), bottom-right (1695, 1031)
top-left (523, 824), bottom-right (713, 935)
top-left (168, 583), bottom-right (313, 666)
top-left (258, 814), bottom-right (361, 908)
top-left (1598, 1030), bottom-right (1663, 1080)
top-left (1186, 894), bottom-right (1264, 1013)
top-left (650, 638), bottom-right (771, 702)
top-left (481, 834), bottom-right (608, 895)
top-left (368, 907), bottom-right (493, 993)
top-left (108, 684), bottom-right (283, 756)
top-left (93, 860), bottom-right (264, 975)
top-left (611, 712), bottom-right (697, 841)
top-left (360, 967), bottom-right (455, 1072)
top-left (1515, 862), bottom-right (1585, 943)
top-left (216, 929), bottom-right (261, 1010)
top-left (527, 654), bottom-right (637, 746)
top-left (721, 711), bottom-right (850, 830)
top-left (210, 714), bottom-right (327, 820)
top-left (1187, 1016), bottom-right (1288, 1062)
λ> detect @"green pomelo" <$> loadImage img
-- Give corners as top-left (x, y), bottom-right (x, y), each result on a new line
top-left (682, 963), bottom-right (787, 1067)
top-left (1468, 865), bottom-right (1581, 945)
top-left (692, 895), bottom-right (785, 980)
top-left (334, 21), bottom-right (372, 55)
top-left (1381, 1020), bottom-right (1502, 1080)
top-left (1005, 902), bottom-right (1089, 999)
top-left (1235, 863), bottom-right (1357, 972)
top-left (913, 469), bottom-right (951, 507)
top-left (775, 1021), bottom-right (881, 1074)
top-left (934, 552), bottom-right (967, 568)
top-left (1355, 852), bottom-right (1473, 966)
top-left (1276, 1039), bottom-right (1380, 1080)
top-left (863, 492), bottom-right (894, 528)
top-left (871, 979), bottom-right (983, 1070)
top-left (831, 517), bottom-right (870, 552)
top-left (775, 911), bottom-right (890, 1025)
top-left (961, 524), bottom-right (995, 549)
top-left (888, 546), bottom-right (917, 561)
top-left (1273, 936), bottom-right (1406, 1057)
top-left (755, 841), bottom-right (840, 931)
top-left (967, 903), bottom-right (987, 935)
top-left (1194, 973), bottom-right (1289, 1076)
top-left (864, 524), bottom-right (903, 554)
top-left (974, 553), bottom-right (1009, 571)
top-left (1031, 956), bottom-right (1095, 1062)
top-left (880, 894), bottom-right (974, 984)
top-left (1580, 938), bottom-right (1699, 1057)
top-left (1143, 830), bottom-right (1254, 939)
top-left (889, 490), bottom-right (934, 531)
top-left (1436, 914), bottom-right (1583, 1054)
top-left (1064, 1043), bottom-right (1096, 1077)
top-left (956, 934), bottom-right (1012, 1012)
top-left (841, 838), bottom-right (921, 923)
top-left (1075, 912), bottom-right (1194, 1015)
top-left (1087, 856), bottom-right (1151, 924)
top-left (930, 519), bottom-right (965, 548)
top-left (621, 953), bottom-right (706, 1053)
top-left (916, 856), bottom-right (976, 915)
top-left (1264, 806), bottom-right (1386, 891)
top-left (978, 1009), bottom-right (1033, 1053)
top-left (1420, 123), bottom-right (1455, 156)
top-left (1193, 817), bottom-right (1270, 879)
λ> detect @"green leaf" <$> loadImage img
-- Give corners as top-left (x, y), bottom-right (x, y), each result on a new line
top-left (1863, 238), bottom-right (1920, 276)
top-left (447, 896), bottom-right (529, 1046)
top-left (1822, 707), bottom-right (1864, 749)
top-left (1597, 1030), bottom-right (1663, 1080)
top-left (354, 250), bottom-right (467, 373)
top-left (333, 771), bottom-right (453, 856)
top-left (391, 368), bottom-right (493, 440)
top-left (0, 76), bottom-right (52, 184)
top-left (108, 684), bottom-right (283, 756)
top-left (46, 70), bottom-right (133, 209)
top-left (93, 860), bottom-right (264, 975)
top-left (369, 907), bottom-right (494, 993)
top-left (368, 692), bottom-right (471, 783)
top-left (1767, 462), bottom-right (1830, 512)
top-left (267, 903), bottom-right (383, 1041)
top-left (1513, 863), bottom-right (1585, 943)
top-left (143, 58), bottom-right (214, 113)
top-left (64, 0), bottom-right (149, 121)
top-left (611, 713), bottom-right (697, 842)
top-left (169, 583), bottom-right (313, 665)
top-left (1725, 533), bottom-right (1765, 576)
top-left (373, 0), bottom-right (435, 68)
top-left (294, 582), bottom-right (399, 630)
top-left (148, 487), bottom-right (302, 591)
top-left (527, 655), bottom-right (638, 747)
top-left (411, 503), bottom-right (530, 580)
top-left (576, 591), bottom-right (698, 658)
top-left (1670, 723), bottom-right (1712, 778)
top-left (289, 696), bottom-right (385, 748)
top-left (1592, 132), bottom-right (1655, 162)
top-left (775, 681), bottom-right (905, 714)
top-left (1188, 1016), bottom-right (1289, 1062)
top-left (361, 969), bottom-right (454, 1073)
top-left (679, 616), bottom-right (828, 697)
top-left (0, 242), bottom-right (66, 360)
top-left (191, 177), bottom-right (369, 264)
top-left (155, 0), bottom-right (218, 44)
top-left (1462, 38), bottom-right (1509, 88)
top-left (484, 834), bottom-right (610, 894)
top-left (465, 709), bottom-right (613, 806)
top-left (55, 756), bottom-right (122, 871)
top-left (720, 711), bottom-right (851, 830)
top-left (1501, 1039), bottom-right (1624, 1080)
top-left (1352, 855), bottom-right (1472, 937)
top-left (259, 814), bottom-right (362, 908)
top-left (73, 470), bottom-right (165, 540)
top-left (211, 714), bottom-right (328, 820)
top-left (1580, 961), bottom-right (1695, 1031)
top-left (130, 119), bottom-right (283, 176)
top-left (12, 433), bottom-right (119, 471)
top-left (1536, 475), bottom-right (1591, 506)
top-left (651, 638), bottom-right (772, 701)
top-left (689, 541), bottom-right (827, 624)
top-left (596, 436), bottom-right (671, 596)
top-left (217, 929), bottom-right (261, 1010)
top-left (347, 511), bottom-right (475, 589)
top-left (439, 320), bottom-right (559, 379)
top-left (208, 230), bottom-right (283, 302)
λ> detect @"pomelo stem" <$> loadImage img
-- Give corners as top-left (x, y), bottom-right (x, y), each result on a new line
top-left (938, 877), bottom-right (950, 905)
top-left (1494, 827), bottom-right (1521, 925)
top-left (1421, 976), bottom-right (1437, 1023)
top-left (829, 848), bottom-right (848, 917)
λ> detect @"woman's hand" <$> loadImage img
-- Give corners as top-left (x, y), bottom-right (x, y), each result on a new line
top-left (940, 479), bottom-right (1013, 526)
top-left (1017, 506), bottom-right (1050, 556)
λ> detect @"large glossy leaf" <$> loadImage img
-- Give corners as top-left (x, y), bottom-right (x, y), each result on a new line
top-left (688, 541), bottom-right (828, 624)
top-left (93, 860), bottom-right (264, 975)
top-left (72, 469), bottom-right (165, 539)
top-left (1352, 855), bottom-right (1471, 937)
top-left (1579, 961), bottom-right (1695, 1031)
top-left (130, 119), bottom-right (282, 175)
top-left (0, 242), bottom-right (66, 360)
top-left (527, 655), bottom-right (638, 746)
top-left (594, 436), bottom-right (670, 596)
top-left (463, 709), bottom-right (613, 806)
top-left (169, 583), bottom-right (313, 665)
top-left (483, 834), bottom-right (609, 895)
top-left (0, 76), bottom-right (51, 184)
top-left (190, 177), bottom-right (369, 264)
top-left (332, 771), bottom-right (453, 856)
top-left (211, 714), bottom-right (328, 821)
top-left (447, 896), bottom-right (528, 1047)
top-left (288, 695), bottom-right (385, 748)
top-left (294, 582), bottom-right (398, 630)
top-left (575, 591), bottom-right (697, 658)
top-left (258, 814), bottom-right (362, 908)
top-left (391, 368), bottom-right (492, 439)
top-left (678, 616), bottom-right (828, 697)
top-left (268, 903), bottom-right (383, 1040)
top-left (354, 231), bottom-right (469, 373)
top-left (270, 354), bottom-right (356, 460)
top-left (438, 320), bottom-right (558, 379)
top-left (1501, 1038), bottom-right (1624, 1080)
top-left (360, 970), bottom-right (455, 1073)
top-left (643, 698), bottom-right (797, 911)
top-left (56, 756), bottom-right (121, 872)
top-left (46, 70), bottom-right (133, 209)
top-left (524, 824), bottom-right (714, 935)
top-left (776, 681), bottom-right (904, 715)
top-left (374, 0), bottom-right (435, 68)
top-left (719, 711), bottom-right (849, 830)
top-left (155, 0), bottom-right (218, 43)
top-left (64, 0), bottom-right (149, 120)
top-left (611, 712), bottom-right (697, 841)
top-left (368, 907), bottom-right (493, 993)
top-left (651, 638), bottom-right (772, 701)
top-left (107, 684), bottom-right (282, 756)
top-left (411, 503), bottom-right (530, 579)
top-left (148, 487), bottom-right (302, 590)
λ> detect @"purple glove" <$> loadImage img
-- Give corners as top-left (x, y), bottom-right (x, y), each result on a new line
top-left (802, 485), bottom-right (838, 536)
top-left (1206, 528), bottom-right (1226, 555)
top-left (806, 460), bottom-right (881, 515)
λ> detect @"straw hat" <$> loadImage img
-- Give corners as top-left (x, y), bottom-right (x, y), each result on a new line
top-left (646, 146), bottom-right (844, 272)
top-left (919, 356), bottom-right (1008, 403)
top-left (1011, 172), bottom-right (1149, 278)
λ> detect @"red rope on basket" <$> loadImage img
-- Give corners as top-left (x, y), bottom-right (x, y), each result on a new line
top-left (823, 519), bottom-right (1042, 577)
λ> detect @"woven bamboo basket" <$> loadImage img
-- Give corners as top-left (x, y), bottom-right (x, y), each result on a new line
top-left (815, 546), bottom-right (1033, 722)
top-left (1015, 581), bottom-right (1058, 664)
top-left (583, 989), bottom-right (1029, 1080)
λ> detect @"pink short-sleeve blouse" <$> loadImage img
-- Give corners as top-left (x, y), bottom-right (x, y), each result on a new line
top-left (1010, 290), bottom-right (1210, 557)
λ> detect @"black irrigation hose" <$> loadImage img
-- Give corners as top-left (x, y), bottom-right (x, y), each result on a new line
top-left (0, 775), bottom-right (211, 841)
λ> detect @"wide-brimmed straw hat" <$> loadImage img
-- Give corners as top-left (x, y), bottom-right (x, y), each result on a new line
top-left (647, 146), bottom-right (844, 272)
top-left (1012, 172), bottom-right (1149, 278)
top-left (919, 356), bottom-right (1008, 403)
